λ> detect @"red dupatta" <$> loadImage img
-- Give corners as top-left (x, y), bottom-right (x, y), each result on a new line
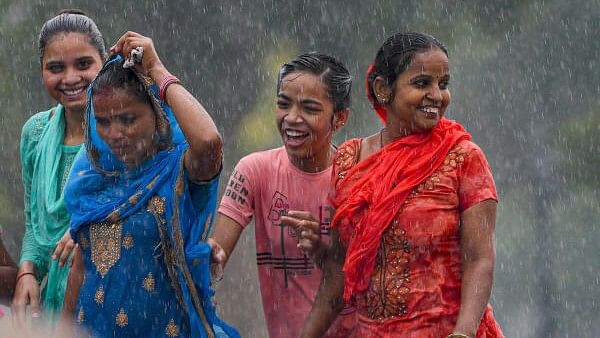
top-left (332, 66), bottom-right (471, 301)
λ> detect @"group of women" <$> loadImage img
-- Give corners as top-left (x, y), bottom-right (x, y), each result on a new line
top-left (0, 8), bottom-right (505, 338)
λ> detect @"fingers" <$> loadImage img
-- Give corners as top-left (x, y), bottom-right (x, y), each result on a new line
top-left (207, 238), bottom-right (227, 264)
top-left (51, 240), bottom-right (64, 261)
top-left (110, 31), bottom-right (141, 53)
top-left (58, 242), bottom-right (76, 267)
top-left (29, 288), bottom-right (41, 320)
top-left (53, 231), bottom-right (74, 267)
top-left (11, 277), bottom-right (38, 328)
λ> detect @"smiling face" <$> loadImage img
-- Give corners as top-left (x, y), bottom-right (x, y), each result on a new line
top-left (381, 48), bottom-right (451, 135)
top-left (93, 88), bottom-right (158, 167)
top-left (276, 71), bottom-right (337, 172)
top-left (41, 32), bottom-right (103, 114)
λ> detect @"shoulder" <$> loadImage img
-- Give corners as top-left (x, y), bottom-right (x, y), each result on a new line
top-left (454, 139), bottom-right (491, 165)
top-left (21, 108), bottom-right (53, 142)
top-left (236, 147), bottom-right (285, 171)
top-left (456, 139), bottom-right (483, 153)
top-left (333, 138), bottom-right (361, 182)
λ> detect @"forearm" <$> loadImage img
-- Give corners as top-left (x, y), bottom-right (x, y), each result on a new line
top-left (454, 257), bottom-right (494, 337)
top-left (61, 248), bottom-right (84, 319)
top-left (300, 256), bottom-right (345, 337)
top-left (210, 214), bottom-right (244, 267)
top-left (150, 66), bottom-right (223, 179)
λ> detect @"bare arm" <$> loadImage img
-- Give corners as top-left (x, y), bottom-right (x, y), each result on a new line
top-left (208, 213), bottom-right (244, 269)
top-left (299, 228), bottom-right (346, 338)
top-left (55, 246), bottom-right (84, 338)
top-left (111, 31), bottom-right (223, 182)
top-left (452, 199), bottom-right (497, 338)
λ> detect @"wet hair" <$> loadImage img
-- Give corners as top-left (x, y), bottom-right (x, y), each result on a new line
top-left (39, 9), bottom-right (106, 62)
top-left (277, 52), bottom-right (352, 113)
top-left (367, 32), bottom-right (448, 102)
top-left (91, 55), bottom-right (151, 106)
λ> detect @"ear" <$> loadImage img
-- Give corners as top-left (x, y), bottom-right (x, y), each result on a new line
top-left (372, 76), bottom-right (392, 105)
top-left (333, 108), bottom-right (350, 132)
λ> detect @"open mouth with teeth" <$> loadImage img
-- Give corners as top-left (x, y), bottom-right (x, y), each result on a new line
top-left (418, 106), bottom-right (440, 119)
top-left (283, 128), bottom-right (310, 147)
top-left (60, 86), bottom-right (87, 99)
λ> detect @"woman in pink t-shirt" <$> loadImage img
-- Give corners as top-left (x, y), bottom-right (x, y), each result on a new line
top-left (209, 52), bottom-right (356, 338)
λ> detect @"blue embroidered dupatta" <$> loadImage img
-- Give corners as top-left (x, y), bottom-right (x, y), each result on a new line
top-left (65, 54), bottom-right (239, 338)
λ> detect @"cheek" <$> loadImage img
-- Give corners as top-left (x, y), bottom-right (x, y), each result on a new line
top-left (42, 73), bottom-right (59, 90)
top-left (443, 91), bottom-right (451, 106)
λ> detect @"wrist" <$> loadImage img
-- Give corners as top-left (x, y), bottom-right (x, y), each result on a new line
top-left (148, 64), bottom-right (170, 84)
top-left (16, 271), bottom-right (36, 284)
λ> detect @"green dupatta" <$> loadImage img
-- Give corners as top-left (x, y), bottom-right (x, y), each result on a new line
top-left (19, 104), bottom-right (81, 322)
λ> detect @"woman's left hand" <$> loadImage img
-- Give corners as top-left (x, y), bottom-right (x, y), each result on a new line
top-left (110, 31), bottom-right (165, 80)
top-left (52, 230), bottom-right (75, 267)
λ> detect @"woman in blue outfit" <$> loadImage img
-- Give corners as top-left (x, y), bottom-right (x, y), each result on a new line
top-left (59, 31), bottom-right (239, 338)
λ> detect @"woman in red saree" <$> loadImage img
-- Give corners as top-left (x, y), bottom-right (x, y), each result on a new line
top-left (300, 32), bottom-right (504, 338)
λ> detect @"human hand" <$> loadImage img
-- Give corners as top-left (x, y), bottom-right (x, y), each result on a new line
top-left (206, 238), bottom-right (226, 281)
top-left (110, 31), bottom-right (165, 80)
top-left (52, 230), bottom-right (75, 267)
top-left (11, 270), bottom-right (41, 328)
top-left (280, 210), bottom-right (323, 257)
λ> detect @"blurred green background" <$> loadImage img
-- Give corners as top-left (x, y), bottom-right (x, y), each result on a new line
top-left (1, 1), bottom-right (599, 336)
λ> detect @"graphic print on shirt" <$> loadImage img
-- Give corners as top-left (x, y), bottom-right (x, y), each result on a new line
top-left (257, 191), bottom-right (332, 287)
top-left (224, 169), bottom-right (249, 206)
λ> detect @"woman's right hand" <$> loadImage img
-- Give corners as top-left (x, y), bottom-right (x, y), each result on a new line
top-left (11, 268), bottom-right (41, 327)
top-left (52, 230), bottom-right (75, 267)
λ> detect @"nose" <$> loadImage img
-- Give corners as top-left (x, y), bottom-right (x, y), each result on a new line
top-left (425, 85), bottom-right (443, 103)
top-left (104, 124), bottom-right (124, 142)
top-left (284, 105), bottom-right (303, 124)
top-left (63, 67), bottom-right (82, 85)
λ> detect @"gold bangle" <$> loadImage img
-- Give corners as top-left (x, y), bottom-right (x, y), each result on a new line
top-left (446, 334), bottom-right (470, 338)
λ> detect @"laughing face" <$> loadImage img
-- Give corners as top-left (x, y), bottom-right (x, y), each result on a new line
top-left (385, 48), bottom-right (451, 134)
top-left (276, 71), bottom-right (336, 171)
top-left (41, 32), bottom-right (103, 114)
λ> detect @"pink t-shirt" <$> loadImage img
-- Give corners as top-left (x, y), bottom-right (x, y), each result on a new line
top-left (219, 147), bottom-right (355, 338)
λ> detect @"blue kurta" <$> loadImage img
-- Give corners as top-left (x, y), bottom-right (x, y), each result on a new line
top-left (73, 179), bottom-right (216, 337)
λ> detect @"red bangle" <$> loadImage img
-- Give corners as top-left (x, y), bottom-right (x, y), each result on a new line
top-left (16, 272), bottom-right (35, 283)
top-left (158, 75), bottom-right (181, 102)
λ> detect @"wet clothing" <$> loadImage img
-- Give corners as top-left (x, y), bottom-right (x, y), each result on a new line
top-left (218, 147), bottom-right (356, 338)
top-left (331, 118), bottom-right (504, 337)
top-left (19, 104), bottom-right (81, 322)
top-left (65, 54), bottom-right (239, 338)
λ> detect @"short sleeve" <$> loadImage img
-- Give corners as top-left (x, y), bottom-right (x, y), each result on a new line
top-left (217, 157), bottom-right (256, 228)
top-left (458, 142), bottom-right (498, 212)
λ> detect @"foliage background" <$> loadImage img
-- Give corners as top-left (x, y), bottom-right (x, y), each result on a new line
top-left (1, 1), bottom-right (598, 336)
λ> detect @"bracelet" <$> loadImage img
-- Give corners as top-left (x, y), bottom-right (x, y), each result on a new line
top-left (158, 75), bottom-right (182, 102)
top-left (16, 272), bottom-right (36, 283)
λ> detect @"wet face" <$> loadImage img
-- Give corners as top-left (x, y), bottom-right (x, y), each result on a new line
top-left (41, 32), bottom-right (103, 114)
top-left (384, 48), bottom-right (451, 134)
top-left (276, 71), bottom-right (336, 170)
top-left (93, 89), bottom-right (158, 167)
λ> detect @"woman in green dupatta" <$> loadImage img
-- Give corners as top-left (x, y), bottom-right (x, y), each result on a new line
top-left (12, 9), bottom-right (106, 326)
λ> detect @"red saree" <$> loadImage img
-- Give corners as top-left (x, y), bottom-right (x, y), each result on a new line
top-left (330, 120), bottom-right (504, 337)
